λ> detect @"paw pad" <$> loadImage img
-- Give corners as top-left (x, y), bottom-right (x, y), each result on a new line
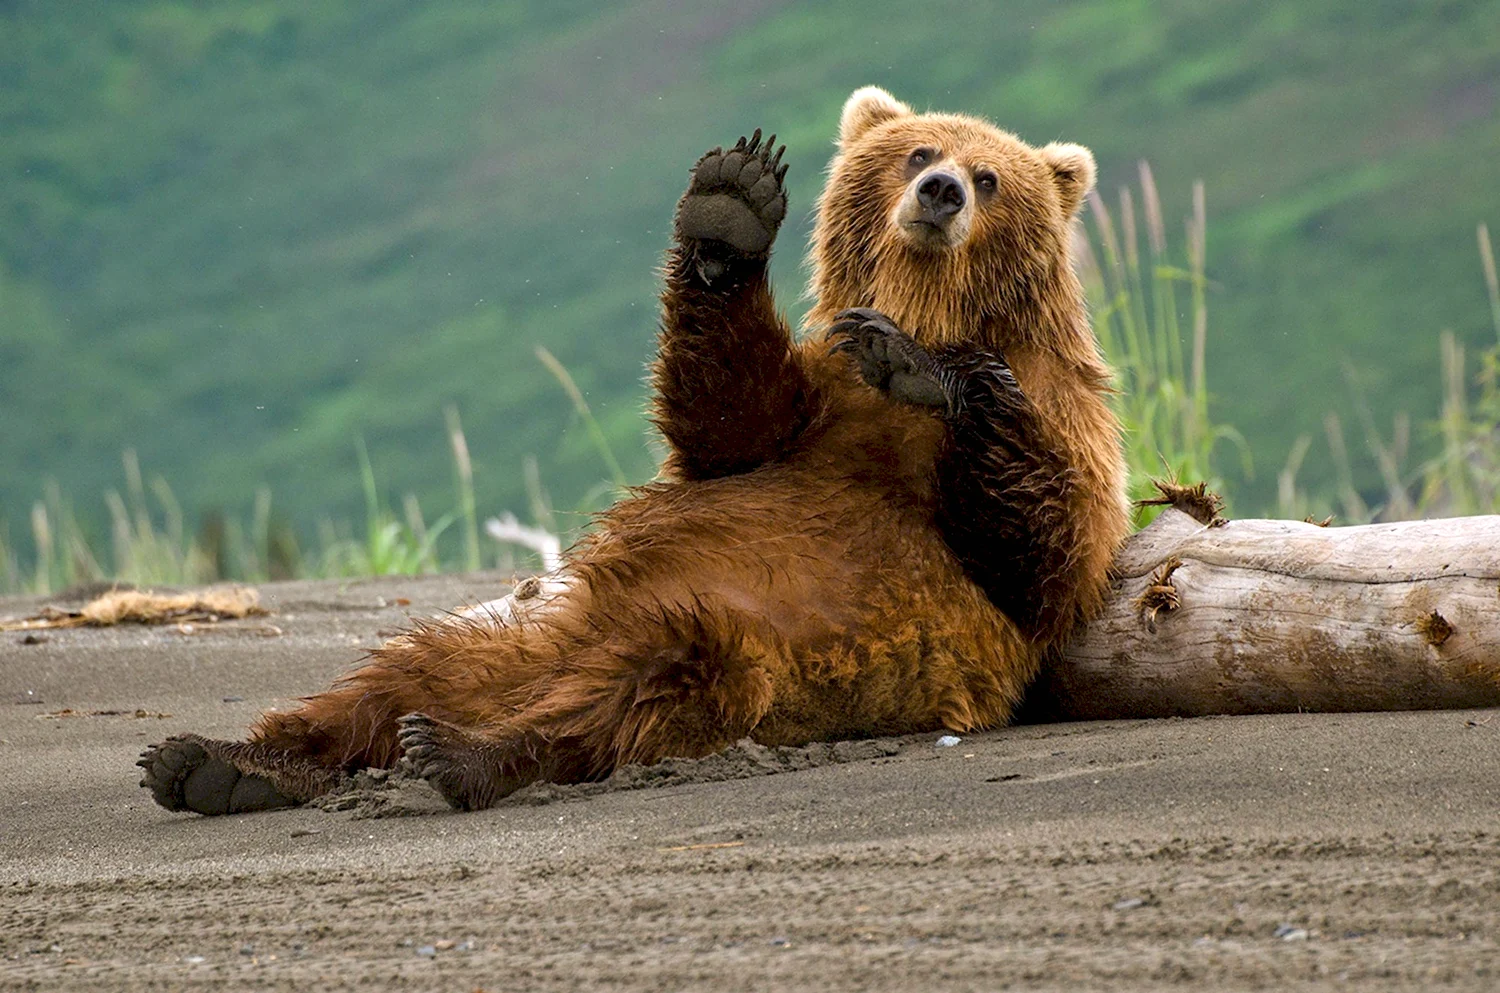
top-left (675, 129), bottom-right (788, 256)
top-left (396, 713), bottom-right (442, 774)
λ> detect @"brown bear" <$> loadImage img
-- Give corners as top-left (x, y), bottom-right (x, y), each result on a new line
top-left (137, 86), bottom-right (1129, 814)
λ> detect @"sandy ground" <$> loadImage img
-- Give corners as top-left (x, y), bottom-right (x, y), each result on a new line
top-left (2, 574), bottom-right (1497, 992)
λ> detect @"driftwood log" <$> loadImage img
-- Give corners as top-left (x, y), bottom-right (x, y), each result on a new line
top-left (1034, 508), bottom-right (1500, 720)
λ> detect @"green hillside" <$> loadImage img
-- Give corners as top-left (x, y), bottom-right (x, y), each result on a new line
top-left (3, 0), bottom-right (1498, 557)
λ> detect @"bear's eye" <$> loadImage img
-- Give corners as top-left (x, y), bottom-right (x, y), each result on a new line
top-left (908, 148), bottom-right (932, 168)
top-left (976, 172), bottom-right (998, 195)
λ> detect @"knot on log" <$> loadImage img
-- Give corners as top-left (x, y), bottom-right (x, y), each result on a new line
top-left (1417, 610), bottom-right (1454, 647)
top-left (512, 576), bottom-right (543, 601)
top-left (1135, 557), bottom-right (1183, 633)
top-left (1137, 478), bottom-right (1226, 528)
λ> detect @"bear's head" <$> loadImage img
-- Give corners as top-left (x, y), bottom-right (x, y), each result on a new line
top-left (808, 87), bottom-right (1097, 350)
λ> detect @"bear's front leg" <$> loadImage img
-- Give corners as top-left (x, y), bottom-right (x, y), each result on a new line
top-left (652, 131), bottom-right (820, 482)
top-left (829, 307), bottom-right (1083, 644)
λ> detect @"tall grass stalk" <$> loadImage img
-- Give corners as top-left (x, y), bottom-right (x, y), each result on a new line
top-left (534, 344), bottom-right (628, 490)
top-left (1320, 223), bottom-right (1500, 520)
top-left (1276, 434), bottom-right (1315, 520)
top-left (1480, 222), bottom-right (1500, 345)
top-left (445, 405), bottom-right (481, 572)
top-left (322, 436), bottom-right (455, 577)
top-left (1079, 165), bottom-right (1245, 519)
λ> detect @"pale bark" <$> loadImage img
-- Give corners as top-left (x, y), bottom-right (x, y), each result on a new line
top-left (1038, 509), bottom-right (1500, 719)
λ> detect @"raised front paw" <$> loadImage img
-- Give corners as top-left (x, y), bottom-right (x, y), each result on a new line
top-left (673, 129), bottom-right (788, 257)
top-left (828, 308), bottom-right (954, 411)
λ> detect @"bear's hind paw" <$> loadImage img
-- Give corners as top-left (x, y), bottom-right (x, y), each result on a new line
top-left (397, 713), bottom-right (509, 813)
top-left (137, 735), bottom-right (295, 816)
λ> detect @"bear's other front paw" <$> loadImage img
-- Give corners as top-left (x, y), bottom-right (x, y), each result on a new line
top-left (674, 129), bottom-right (788, 262)
top-left (828, 308), bottom-right (953, 411)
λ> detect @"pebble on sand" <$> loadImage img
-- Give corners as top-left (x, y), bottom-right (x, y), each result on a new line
top-left (935, 735), bottom-right (962, 748)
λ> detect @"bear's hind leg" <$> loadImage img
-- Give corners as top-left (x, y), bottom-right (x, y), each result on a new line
top-left (139, 618), bottom-right (516, 815)
top-left (397, 613), bottom-right (779, 810)
top-left (139, 675), bottom-right (435, 815)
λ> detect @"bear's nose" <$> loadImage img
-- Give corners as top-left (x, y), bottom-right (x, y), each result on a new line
top-left (916, 172), bottom-right (966, 220)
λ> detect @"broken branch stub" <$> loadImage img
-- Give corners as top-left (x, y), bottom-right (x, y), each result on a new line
top-left (1038, 509), bottom-right (1500, 719)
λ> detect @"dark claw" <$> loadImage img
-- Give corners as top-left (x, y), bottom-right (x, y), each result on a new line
top-left (825, 314), bottom-right (874, 341)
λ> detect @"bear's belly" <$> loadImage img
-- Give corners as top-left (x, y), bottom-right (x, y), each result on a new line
top-left (579, 462), bottom-right (1026, 725)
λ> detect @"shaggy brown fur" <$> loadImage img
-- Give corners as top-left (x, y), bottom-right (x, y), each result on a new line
top-left (138, 88), bottom-right (1129, 814)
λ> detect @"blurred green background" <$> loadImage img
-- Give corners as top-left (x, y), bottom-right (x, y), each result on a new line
top-left (3, 0), bottom-right (1497, 578)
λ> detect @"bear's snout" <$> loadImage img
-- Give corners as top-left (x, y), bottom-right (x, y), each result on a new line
top-left (895, 169), bottom-right (973, 250)
top-left (916, 171), bottom-right (966, 223)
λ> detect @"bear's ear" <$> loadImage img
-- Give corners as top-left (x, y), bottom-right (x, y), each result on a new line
top-left (1040, 142), bottom-right (1097, 218)
top-left (839, 86), bottom-right (912, 145)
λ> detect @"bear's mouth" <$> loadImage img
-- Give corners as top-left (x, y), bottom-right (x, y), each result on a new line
top-left (900, 216), bottom-right (960, 249)
top-left (894, 193), bottom-right (971, 251)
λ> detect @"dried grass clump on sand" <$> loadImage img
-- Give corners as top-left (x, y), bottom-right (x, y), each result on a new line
top-left (0, 586), bottom-right (267, 631)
